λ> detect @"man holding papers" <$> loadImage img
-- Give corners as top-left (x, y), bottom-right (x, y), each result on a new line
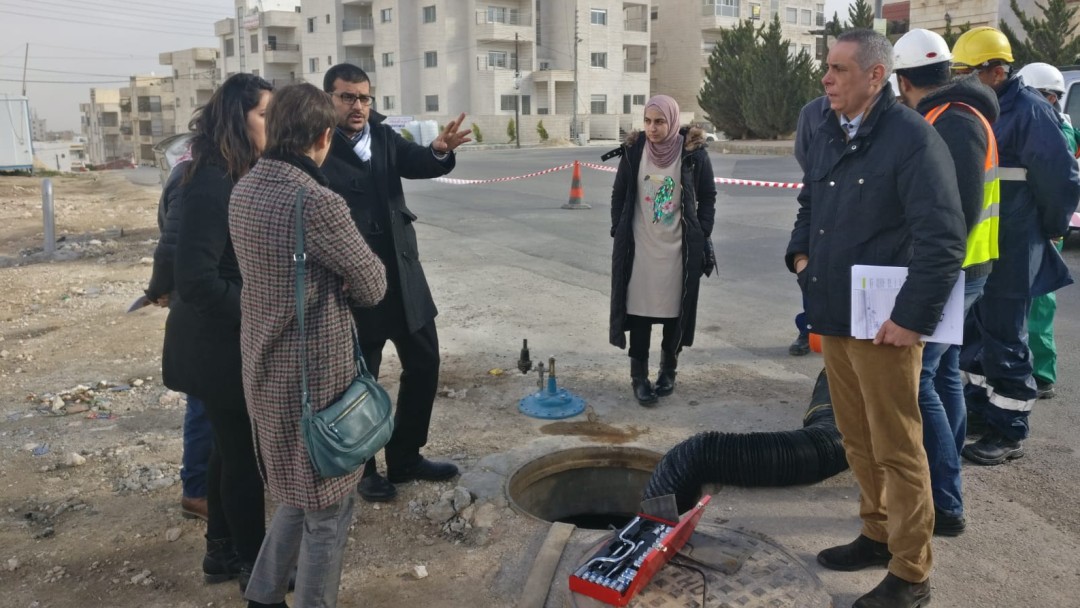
top-left (786, 30), bottom-right (966, 608)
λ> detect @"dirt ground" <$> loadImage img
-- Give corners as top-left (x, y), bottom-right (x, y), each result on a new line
top-left (2, 170), bottom-right (1079, 608)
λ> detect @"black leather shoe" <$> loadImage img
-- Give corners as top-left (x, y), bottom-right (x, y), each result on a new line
top-left (789, 333), bottom-right (811, 356)
top-left (633, 377), bottom-right (659, 406)
top-left (817, 535), bottom-right (891, 571)
top-left (655, 351), bottom-right (677, 397)
top-left (248, 602), bottom-right (288, 608)
top-left (387, 458), bottom-right (459, 484)
top-left (933, 508), bottom-right (965, 537)
top-left (853, 572), bottom-right (931, 608)
top-left (962, 430), bottom-right (1024, 466)
top-left (358, 470), bottom-right (398, 502)
top-left (203, 537), bottom-right (243, 584)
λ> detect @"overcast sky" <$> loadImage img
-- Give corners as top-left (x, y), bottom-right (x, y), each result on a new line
top-left (1, 0), bottom-right (854, 133)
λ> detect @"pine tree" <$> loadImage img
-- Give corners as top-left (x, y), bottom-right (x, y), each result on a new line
top-left (825, 11), bottom-right (846, 37)
top-left (1000, 0), bottom-right (1080, 66)
top-left (698, 20), bottom-right (759, 139)
top-left (743, 16), bottom-right (820, 138)
top-left (942, 13), bottom-right (972, 47)
top-left (847, 0), bottom-right (875, 30)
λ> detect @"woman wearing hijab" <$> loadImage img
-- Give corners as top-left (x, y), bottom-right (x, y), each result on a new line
top-left (609, 95), bottom-right (717, 406)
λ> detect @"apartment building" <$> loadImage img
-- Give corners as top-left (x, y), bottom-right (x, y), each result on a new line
top-left (160, 47), bottom-right (220, 134)
top-left (295, 1), bottom-right (650, 142)
top-left (80, 88), bottom-right (131, 166)
top-left (123, 75), bottom-right (178, 166)
top-left (216, 0), bottom-right (305, 86)
top-left (30, 111), bottom-right (47, 142)
top-left (908, 0), bottom-right (1045, 34)
top-left (651, 0), bottom-right (823, 124)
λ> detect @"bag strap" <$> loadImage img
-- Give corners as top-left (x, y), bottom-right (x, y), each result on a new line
top-left (294, 187), bottom-right (370, 419)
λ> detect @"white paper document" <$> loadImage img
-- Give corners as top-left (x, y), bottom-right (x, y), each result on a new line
top-left (850, 265), bottom-right (964, 344)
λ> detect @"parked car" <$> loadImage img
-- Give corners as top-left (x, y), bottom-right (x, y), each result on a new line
top-left (1058, 68), bottom-right (1080, 237)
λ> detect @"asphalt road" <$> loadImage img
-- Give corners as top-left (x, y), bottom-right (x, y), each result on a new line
top-left (400, 145), bottom-right (1080, 606)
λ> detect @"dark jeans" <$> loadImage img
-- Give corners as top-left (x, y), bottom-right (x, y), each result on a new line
top-left (960, 293), bottom-right (1036, 441)
top-left (180, 395), bottom-right (212, 499)
top-left (627, 315), bottom-right (680, 362)
top-left (918, 273), bottom-right (986, 517)
top-left (359, 319), bottom-right (440, 475)
top-left (203, 396), bottom-right (265, 562)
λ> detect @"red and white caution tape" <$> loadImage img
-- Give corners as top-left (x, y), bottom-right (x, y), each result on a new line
top-left (433, 161), bottom-right (804, 189)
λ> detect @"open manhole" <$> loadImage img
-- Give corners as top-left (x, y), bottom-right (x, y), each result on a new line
top-left (506, 446), bottom-right (662, 530)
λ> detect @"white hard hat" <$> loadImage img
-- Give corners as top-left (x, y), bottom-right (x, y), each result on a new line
top-left (894, 28), bottom-right (953, 70)
top-left (1017, 62), bottom-right (1065, 95)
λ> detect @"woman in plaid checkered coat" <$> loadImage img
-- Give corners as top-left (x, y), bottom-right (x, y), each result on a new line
top-left (230, 83), bottom-right (386, 608)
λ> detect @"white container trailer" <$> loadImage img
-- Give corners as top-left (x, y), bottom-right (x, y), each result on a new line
top-left (1, 95), bottom-right (34, 172)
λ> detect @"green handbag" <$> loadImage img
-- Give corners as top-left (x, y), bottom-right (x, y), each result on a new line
top-left (293, 187), bottom-right (394, 478)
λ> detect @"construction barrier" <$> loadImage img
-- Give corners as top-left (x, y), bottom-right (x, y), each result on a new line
top-left (433, 162), bottom-right (804, 190)
top-left (561, 160), bottom-right (591, 209)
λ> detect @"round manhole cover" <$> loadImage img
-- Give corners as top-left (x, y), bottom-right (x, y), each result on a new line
top-left (565, 521), bottom-right (830, 608)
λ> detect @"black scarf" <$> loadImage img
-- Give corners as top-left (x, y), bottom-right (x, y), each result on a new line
top-left (266, 152), bottom-right (330, 187)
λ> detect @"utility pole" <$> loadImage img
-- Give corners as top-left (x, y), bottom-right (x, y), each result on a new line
top-left (515, 32), bottom-right (521, 149)
top-left (572, 9), bottom-right (579, 145)
top-left (21, 43), bottom-right (29, 96)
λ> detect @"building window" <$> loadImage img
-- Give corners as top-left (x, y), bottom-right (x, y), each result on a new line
top-left (224, 38), bottom-right (235, 57)
top-left (802, 44), bottom-right (811, 55)
top-left (815, 3), bottom-right (824, 25)
top-left (307, 17), bottom-right (316, 32)
top-left (590, 94), bottom-right (607, 114)
top-left (706, 0), bottom-right (739, 18)
top-left (423, 5), bottom-right (436, 23)
top-left (785, 7), bottom-right (797, 23)
top-left (383, 95), bottom-right (395, 110)
top-left (522, 95), bottom-right (531, 114)
top-left (500, 95), bottom-right (518, 111)
top-left (383, 52), bottom-right (394, 67)
top-left (381, 8), bottom-right (392, 22)
top-left (424, 51), bottom-right (438, 67)
top-left (651, 6), bottom-right (658, 20)
top-left (623, 94), bottom-right (631, 114)
top-left (800, 9), bottom-right (812, 25)
top-left (327, 55), bottom-right (333, 65)
top-left (590, 52), bottom-right (607, 68)
top-left (326, 14), bottom-right (331, 24)
top-left (590, 8), bottom-right (607, 25)
top-left (488, 50), bottom-right (509, 68)
top-left (633, 94), bottom-right (646, 105)
top-left (788, 42), bottom-right (798, 56)
top-left (425, 95), bottom-right (439, 112)
top-left (309, 57), bottom-right (320, 73)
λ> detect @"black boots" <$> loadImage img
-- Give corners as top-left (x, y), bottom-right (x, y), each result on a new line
top-left (816, 535), bottom-right (892, 571)
top-left (962, 429), bottom-right (1024, 465)
top-left (655, 351), bottom-right (677, 396)
top-left (203, 537), bottom-right (249, 585)
top-left (630, 358), bottom-right (658, 406)
top-left (853, 572), bottom-right (931, 608)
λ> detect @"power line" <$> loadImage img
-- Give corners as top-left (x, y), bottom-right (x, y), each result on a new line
top-left (14, 0), bottom-right (226, 26)
top-left (0, 64), bottom-right (217, 79)
top-left (0, 9), bottom-right (215, 38)
top-left (64, 0), bottom-right (230, 19)
top-left (0, 77), bottom-right (131, 84)
top-left (14, 43), bottom-right (163, 58)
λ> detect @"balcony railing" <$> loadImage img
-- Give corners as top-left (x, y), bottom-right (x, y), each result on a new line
top-left (702, 2), bottom-right (740, 18)
top-left (624, 17), bottom-right (647, 32)
top-left (475, 9), bottom-right (531, 26)
top-left (342, 16), bottom-right (374, 31)
top-left (265, 42), bottom-right (300, 52)
top-left (624, 59), bottom-right (647, 73)
top-left (345, 57), bottom-right (377, 72)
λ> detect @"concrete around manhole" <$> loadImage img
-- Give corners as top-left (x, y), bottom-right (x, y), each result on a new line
top-left (507, 446), bottom-right (662, 529)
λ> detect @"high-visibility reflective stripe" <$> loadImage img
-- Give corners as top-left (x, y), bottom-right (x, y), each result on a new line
top-left (925, 102), bottom-right (1000, 268)
top-left (961, 371), bottom-right (1036, 412)
top-left (998, 167), bottom-right (1028, 181)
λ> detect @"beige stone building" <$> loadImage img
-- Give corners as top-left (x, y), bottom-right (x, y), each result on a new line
top-left (159, 47), bottom-right (220, 135)
top-left (216, 0), bottom-right (305, 86)
top-left (123, 75), bottom-right (177, 166)
top-left (908, 0), bottom-right (1044, 34)
top-left (80, 88), bottom-right (131, 166)
top-left (293, 0), bottom-right (651, 143)
top-left (651, 0), bottom-right (825, 125)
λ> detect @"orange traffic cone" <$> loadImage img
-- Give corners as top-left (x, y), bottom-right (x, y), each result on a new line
top-left (561, 160), bottom-right (591, 209)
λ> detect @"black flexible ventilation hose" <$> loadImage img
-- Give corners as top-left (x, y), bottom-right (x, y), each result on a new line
top-left (643, 368), bottom-right (848, 513)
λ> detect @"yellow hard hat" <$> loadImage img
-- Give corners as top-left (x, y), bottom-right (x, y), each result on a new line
top-left (951, 26), bottom-right (1014, 67)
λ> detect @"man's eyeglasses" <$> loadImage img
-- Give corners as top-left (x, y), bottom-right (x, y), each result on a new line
top-left (334, 92), bottom-right (373, 107)
top-left (951, 64), bottom-right (979, 75)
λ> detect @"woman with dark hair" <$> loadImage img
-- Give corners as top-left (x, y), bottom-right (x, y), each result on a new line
top-left (162, 72), bottom-right (273, 588)
top-left (609, 94), bottom-right (716, 406)
top-left (230, 83), bottom-right (386, 608)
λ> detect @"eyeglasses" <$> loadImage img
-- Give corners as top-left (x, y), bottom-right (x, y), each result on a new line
top-left (951, 64), bottom-right (978, 75)
top-left (333, 92), bottom-right (373, 107)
